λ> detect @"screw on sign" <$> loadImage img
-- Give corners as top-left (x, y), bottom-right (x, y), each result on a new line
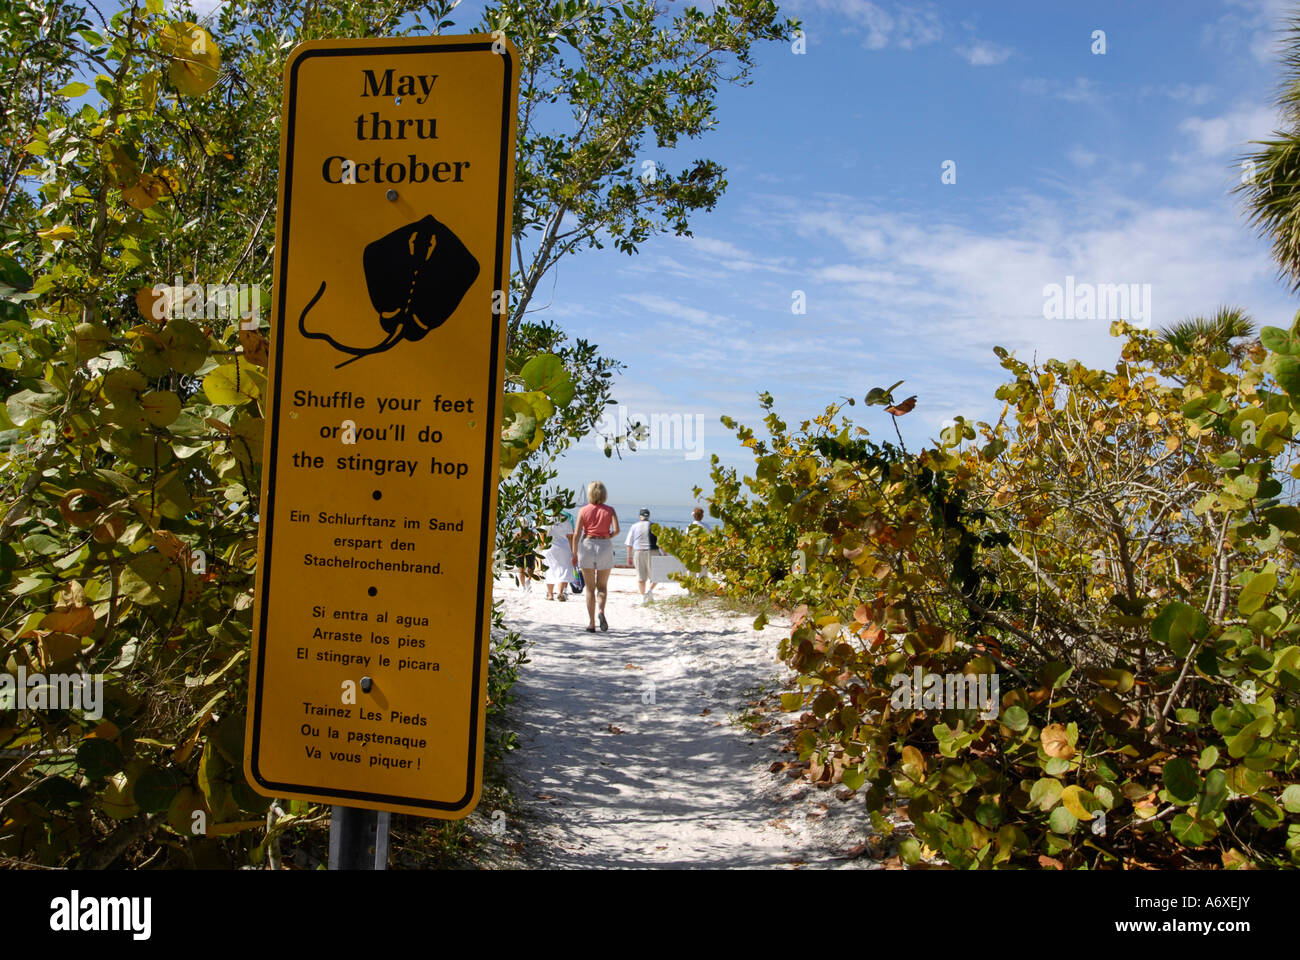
top-left (243, 35), bottom-right (520, 869)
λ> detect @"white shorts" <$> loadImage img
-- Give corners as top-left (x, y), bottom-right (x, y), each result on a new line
top-left (577, 538), bottom-right (614, 571)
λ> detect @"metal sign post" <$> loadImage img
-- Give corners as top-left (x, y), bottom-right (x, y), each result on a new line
top-left (328, 805), bottom-right (391, 870)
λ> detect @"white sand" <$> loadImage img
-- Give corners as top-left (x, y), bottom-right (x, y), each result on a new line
top-left (481, 568), bottom-right (880, 868)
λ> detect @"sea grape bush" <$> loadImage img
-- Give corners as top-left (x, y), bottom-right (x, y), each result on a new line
top-left (0, 0), bottom-right (514, 867)
top-left (661, 321), bottom-right (1300, 868)
top-left (0, 0), bottom-right (576, 867)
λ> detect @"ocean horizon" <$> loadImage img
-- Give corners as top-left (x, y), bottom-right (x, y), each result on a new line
top-left (554, 502), bottom-right (710, 531)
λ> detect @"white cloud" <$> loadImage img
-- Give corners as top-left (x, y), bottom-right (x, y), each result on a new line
top-left (957, 41), bottom-right (1011, 66)
top-left (772, 189), bottom-right (1289, 377)
top-left (1212, 0), bottom-right (1293, 65)
top-left (792, 0), bottom-right (943, 51)
top-left (620, 293), bottom-right (733, 329)
top-left (1164, 83), bottom-right (1215, 106)
top-left (679, 235), bottom-right (793, 273)
top-left (1068, 146), bottom-right (1098, 169)
top-left (1179, 104), bottom-right (1278, 157)
top-left (1022, 76), bottom-right (1101, 104)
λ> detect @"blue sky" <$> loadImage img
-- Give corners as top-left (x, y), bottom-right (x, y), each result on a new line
top-left (183, 0), bottom-right (1300, 509)
top-left (528, 0), bottom-right (1300, 509)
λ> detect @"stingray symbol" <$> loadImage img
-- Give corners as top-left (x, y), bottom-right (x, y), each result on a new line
top-left (298, 213), bottom-right (480, 369)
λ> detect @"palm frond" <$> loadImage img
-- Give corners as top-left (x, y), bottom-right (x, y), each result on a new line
top-left (1232, 8), bottom-right (1300, 289)
top-left (1158, 306), bottom-right (1257, 355)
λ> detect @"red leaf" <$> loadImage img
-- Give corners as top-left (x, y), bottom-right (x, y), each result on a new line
top-left (885, 395), bottom-right (917, 416)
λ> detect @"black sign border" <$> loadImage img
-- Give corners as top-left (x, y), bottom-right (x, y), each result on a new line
top-left (248, 39), bottom-right (512, 813)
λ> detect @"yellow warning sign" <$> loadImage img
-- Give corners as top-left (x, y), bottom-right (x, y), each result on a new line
top-left (244, 35), bottom-right (518, 818)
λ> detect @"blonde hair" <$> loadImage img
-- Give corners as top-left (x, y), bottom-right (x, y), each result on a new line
top-left (587, 481), bottom-right (607, 504)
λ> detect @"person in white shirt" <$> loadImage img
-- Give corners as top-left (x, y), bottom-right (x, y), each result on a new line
top-left (542, 510), bottom-right (576, 601)
top-left (625, 507), bottom-right (658, 601)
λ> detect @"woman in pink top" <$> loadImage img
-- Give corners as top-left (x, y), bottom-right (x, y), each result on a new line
top-left (572, 480), bottom-right (620, 632)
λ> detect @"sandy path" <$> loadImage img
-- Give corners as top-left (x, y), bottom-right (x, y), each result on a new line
top-left (487, 569), bottom-right (876, 869)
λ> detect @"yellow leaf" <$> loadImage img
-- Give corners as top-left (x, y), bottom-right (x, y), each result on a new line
top-left (121, 182), bottom-right (156, 210)
top-left (37, 225), bottom-right (76, 241)
top-left (901, 745), bottom-right (926, 776)
top-left (203, 361), bottom-right (261, 405)
top-left (161, 23), bottom-right (221, 97)
top-left (90, 720), bottom-right (121, 741)
top-left (136, 286), bottom-right (171, 323)
top-left (207, 820), bottom-right (265, 837)
top-left (1061, 784), bottom-right (1094, 821)
top-left (40, 607), bottom-right (95, 637)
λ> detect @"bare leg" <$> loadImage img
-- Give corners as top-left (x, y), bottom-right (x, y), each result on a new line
top-left (596, 568), bottom-right (611, 616)
top-left (583, 567), bottom-right (598, 628)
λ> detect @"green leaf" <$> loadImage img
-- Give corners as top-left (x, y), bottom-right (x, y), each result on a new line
top-left (1048, 804), bottom-right (1078, 834)
top-left (76, 738), bottom-right (123, 779)
top-left (1162, 757), bottom-right (1199, 802)
top-left (840, 765), bottom-right (866, 791)
top-left (1281, 784), bottom-right (1300, 814)
top-left (120, 552), bottom-right (184, 606)
top-left (520, 353), bottom-right (575, 406)
top-left (1238, 569), bottom-right (1277, 616)
top-left (1261, 325), bottom-right (1300, 355)
top-left (1272, 355), bottom-right (1300, 397)
top-left (897, 837), bottom-right (921, 864)
top-left (865, 380), bottom-right (904, 406)
top-left (501, 393), bottom-right (539, 443)
top-left (31, 776), bottom-right (82, 810)
top-left (1227, 716), bottom-right (1270, 759)
top-left (1029, 777), bottom-right (1063, 811)
top-left (0, 542), bottom-right (18, 579)
top-left (1198, 769), bottom-right (1228, 818)
top-left (975, 802), bottom-right (1003, 829)
top-left (133, 766), bottom-right (186, 813)
top-left (1001, 705), bottom-right (1029, 732)
top-left (1198, 745), bottom-right (1219, 770)
top-left (55, 81), bottom-right (91, 98)
top-left (1171, 812), bottom-right (1209, 846)
top-left (0, 254), bottom-right (33, 293)
top-left (6, 388), bottom-right (60, 427)
top-left (1150, 602), bottom-right (1209, 657)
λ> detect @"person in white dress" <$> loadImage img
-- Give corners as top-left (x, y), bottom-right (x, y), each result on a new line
top-left (542, 511), bottom-right (576, 601)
